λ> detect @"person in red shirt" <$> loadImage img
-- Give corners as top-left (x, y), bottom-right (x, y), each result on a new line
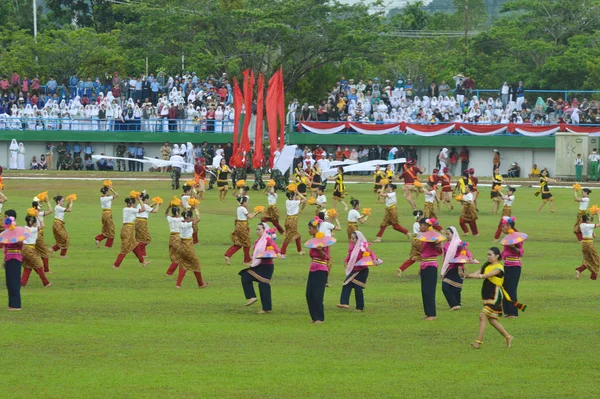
top-left (32, 76), bottom-right (41, 96)
top-left (428, 168), bottom-right (441, 213)
top-left (194, 157), bottom-right (207, 199)
top-left (11, 71), bottom-right (20, 94)
top-left (468, 168), bottom-right (479, 211)
top-left (313, 145), bottom-right (325, 161)
top-left (343, 146), bottom-right (350, 160)
top-left (21, 77), bottom-right (29, 94)
top-left (397, 160), bottom-right (423, 210)
top-left (440, 167), bottom-right (454, 211)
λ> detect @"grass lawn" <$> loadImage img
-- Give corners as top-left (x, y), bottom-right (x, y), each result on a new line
top-left (1, 172), bottom-right (599, 398)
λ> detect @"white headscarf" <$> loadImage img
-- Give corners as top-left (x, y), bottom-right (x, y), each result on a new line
top-left (172, 144), bottom-right (180, 155)
top-left (9, 139), bottom-right (18, 151)
top-left (441, 226), bottom-right (460, 276)
top-left (346, 231), bottom-right (368, 275)
top-left (18, 142), bottom-right (25, 153)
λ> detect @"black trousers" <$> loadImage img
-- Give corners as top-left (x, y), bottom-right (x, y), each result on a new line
top-left (5, 259), bottom-right (22, 309)
top-left (421, 266), bottom-right (437, 317)
top-left (306, 270), bottom-right (327, 322)
top-left (136, 155), bottom-right (144, 171)
top-left (339, 269), bottom-right (369, 310)
top-left (442, 268), bottom-right (463, 308)
top-left (503, 266), bottom-right (521, 316)
top-left (128, 158), bottom-right (135, 171)
top-left (239, 264), bottom-right (274, 311)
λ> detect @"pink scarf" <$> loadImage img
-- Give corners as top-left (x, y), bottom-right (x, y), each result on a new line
top-left (251, 223), bottom-right (270, 267)
top-left (441, 226), bottom-right (460, 276)
top-left (346, 231), bottom-right (367, 275)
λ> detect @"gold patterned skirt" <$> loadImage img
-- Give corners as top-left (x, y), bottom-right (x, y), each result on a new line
top-left (169, 233), bottom-right (181, 263)
top-left (52, 219), bottom-right (69, 249)
top-left (347, 222), bottom-right (358, 240)
top-left (380, 206), bottom-right (399, 227)
top-left (424, 202), bottom-right (436, 219)
top-left (101, 210), bottom-right (115, 238)
top-left (502, 205), bottom-right (512, 217)
top-left (178, 238), bottom-right (201, 271)
top-left (120, 223), bottom-right (139, 254)
top-left (22, 244), bottom-right (43, 269)
top-left (231, 220), bottom-right (251, 247)
top-left (409, 238), bottom-right (422, 262)
top-left (574, 210), bottom-right (586, 234)
top-left (461, 203), bottom-right (478, 221)
top-left (265, 205), bottom-right (279, 221)
top-left (35, 229), bottom-right (51, 258)
top-left (582, 240), bottom-right (600, 274)
top-left (135, 218), bottom-right (152, 244)
top-left (284, 215), bottom-right (301, 242)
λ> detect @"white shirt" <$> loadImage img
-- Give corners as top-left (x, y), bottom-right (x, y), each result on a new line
top-left (180, 221), bottom-right (193, 239)
top-left (574, 158), bottom-right (584, 166)
top-left (24, 226), bottom-right (38, 244)
top-left (504, 195), bottom-right (515, 207)
top-left (267, 192), bottom-right (277, 206)
top-left (580, 223), bottom-right (595, 238)
top-left (123, 207), bottom-right (139, 223)
top-left (55, 205), bottom-right (66, 221)
top-left (136, 204), bottom-right (153, 219)
top-left (580, 197), bottom-right (590, 211)
top-left (463, 192), bottom-right (474, 203)
top-left (316, 195), bottom-right (327, 206)
top-left (319, 221), bottom-right (335, 237)
top-left (237, 206), bottom-right (249, 221)
top-left (590, 153), bottom-right (600, 162)
top-left (167, 216), bottom-right (183, 233)
top-left (100, 195), bottom-right (114, 209)
top-left (37, 210), bottom-right (45, 223)
top-left (412, 221), bottom-right (420, 235)
top-left (286, 200), bottom-right (300, 216)
top-left (348, 209), bottom-right (361, 222)
top-left (385, 192), bottom-right (397, 207)
top-left (181, 195), bottom-right (190, 209)
top-left (425, 190), bottom-right (436, 203)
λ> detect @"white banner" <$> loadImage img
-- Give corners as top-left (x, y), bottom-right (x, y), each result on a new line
top-left (299, 123), bottom-right (346, 135)
top-left (406, 124), bottom-right (456, 137)
top-left (515, 127), bottom-right (560, 137)
top-left (348, 123), bottom-right (401, 135)
top-left (461, 125), bottom-right (507, 136)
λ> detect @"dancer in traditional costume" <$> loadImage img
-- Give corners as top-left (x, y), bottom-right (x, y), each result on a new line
top-left (20, 215), bottom-right (51, 287)
top-left (181, 184), bottom-right (200, 245)
top-left (440, 167), bottom-right (453, 211)
top-left (193, 157), bottom-right (206, 200)
top-left (280, 191), bottom-right (306, 256)
top-left (467, 168), bottom-right (479, 211)
top-left (295, 169), bottom-right (309, 213)
top-left (0, 191), bottom-right (7, 234)
top-left (398, 210), bottom-right (423, 277)
top-left (314, 186), bottom-right (327, 216)
top-left (398, 161), bottom-right (423, 210)
top-left (463, 247), bottom-right (524, 349)
top-left (95, 185), bottom-right (118, 248)
top-left (337, 231), bottom-right (380, 311)
top-left (135, 193), bottom-right (159, 257)
top-left (575, 212), bottom-right (600, 280)
top-left (374, 184), bottom-right (409, 243)
top-left (3, 211), bottom-right (23, 310)
top-left (305, 219), bottom-right (330, 324)
top-left (347, 199), bottom-right (369, 240)
top-left (423, 181), bottom-right (443, 232)
top-left (262, 187), bottom-right (284, 234)
top-left (112, 198), bottom-right (149, 268)
top-left (224, 196), bottom-right (260, 265)
top-left (418, 218), bottom-right (443, 320)
top-left (310, 164), bottom-right (322, 196)
top-left (494, 187), bottom-right (515, 240)
top-left (332, 166), bottom-right (348, 211)
top-left (373, 165), bottom-right (385, 196)
top-left (459, 185), bottom-right (479, 236)
top-left (573, 187), bottom-right (590, 241)
top-left (216, 159), bottom-right (231, 201)
top-left (164, 204), bottom-right (183, 276)
top-left (500, 217), bottom-right (526, 317)
top-left (239, 223), bottom-right (281, 313)
top-left (32, 197), bottom-right (53, 273)
top-left (176, 210), bottom-right (207, 288)
top-left (536, 169), bottom-right (556, 213)
top-left (490, 168), bottom-right (504, 214)
top-left (51, 195), bottom-right (73, 258)
top-left (441, 227), bottom-right (472, 310)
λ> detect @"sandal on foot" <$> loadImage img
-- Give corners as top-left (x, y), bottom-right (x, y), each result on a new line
top-left (471, 340), bottom-right (482, 349)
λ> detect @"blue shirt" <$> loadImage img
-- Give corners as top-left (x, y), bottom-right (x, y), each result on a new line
top-left (516, 86), bottom-right (524, 98)
top-left (46, 80), bottom-right (57, 90)
top-left (151, 82), bottom-right (159, 92)
top-left (128, 146), bottom-right (136, 155)
top-left (136, 147), bottom-right (144, 156)
top-left (73, 144), bottom-right (81, 153)
top-left (65, 144), bottom-right (72, 152)
top-left (85, 146), bottom-right (94, 155)
top-left (135, 81), bottom-right (142, 90)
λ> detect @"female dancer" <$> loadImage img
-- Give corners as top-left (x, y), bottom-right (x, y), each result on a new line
top-left (462, 247), bottom-right (515, 349)
top-left (500, 217), bottom-right (526, 317)
top-left (95, 185), bottom-right (118, 248)
top-left (423, 181), bottom-right (441, 225)
top-left (397, 161), bottom-right (423, 210)
top-left (51, 195), bottom-right (73, 258)
top-left (3, 210), bottom-right (23, 310)
top-left (332, 166), bottom-right (348, 210)
top-left (295, 169), bottom-right (309, 213)
top-left (314, 186), bottom-right (327, 216)
top-left (573, 187), bottom-right (591, 241)
top-left (135, 193), bottom-right (159, 257)
top-left (418, 218), bottom-right (443, 320)
top-left (398, 210), bottom-right (423, 277)
top-left (385, 164), bottom-right (395, 182)
top-left (337, 231), bottom-right (379, 311)
top-left (468, 168), bottom-right (479, 211)
top-left (306, 219), bottom-right (330, 324)
top-left (20, 215), bottom-right (51, 287)
top-left (537, 169), bottom-right (556, 213)
top-left (239, 222), bottom-right (281, 313)
top-left (262, 187), bottom-right (284, 234)
top-left (490, 168), bottom-right (504, 214)
top-left (216, 158), bottom-right (231, 201)
top-left (459, 185), bottom-right (479, 236)
top-left (182, 184), bottom-right (201, 244)
top-left (0, 191), bottom-right (7, 233)
top-left (164, 205), bottom-right (183, 276)
top-left (33, 198), bottom-right (53, 273)
top-left (494, 187), bottom-right (515, 240)
top-left (347, 199), bottom-right (369, 240)
top-left (176, 210), bottom-right (207, 288)
top-left (374, 183), bottom-right (409, 243)
top-left (280, 191), bottom-right (306, 256)
top-left (224, 196), bottom-right (260, 265)
top-left (112, 198), bottom-right (149, 268)
top-left (373, 165), bottom-right (385, 197)
top-left (310, 164), bottom-right (322, 197)
top-left (576, 212), bottom-right (600, 280)
top-left (440, 167), bottom-right (453, 211)
top-left (441, 227), bottom-right (471, 310)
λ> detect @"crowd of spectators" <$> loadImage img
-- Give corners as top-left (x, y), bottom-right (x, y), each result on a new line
top-left (289, 74), bottom-right (598, 126)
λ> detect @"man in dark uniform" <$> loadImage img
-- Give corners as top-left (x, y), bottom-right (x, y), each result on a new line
top-left (115, 142), bottom-right (127, 171)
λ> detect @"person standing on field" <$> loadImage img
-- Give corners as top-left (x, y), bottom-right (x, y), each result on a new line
top-left (588, 148), bottom-right (599, 181)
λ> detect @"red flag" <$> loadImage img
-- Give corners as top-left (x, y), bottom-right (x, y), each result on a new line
top-left (253, 73), bottom-right (265, 169)
top-left (233, 77), bottom-right (243, 154)
top-left (240, 70), bottom-right (254, 154)
top-left (266, 69), bottom-right (281, 168)
top-left (277, 67), bottom-right (285, 150)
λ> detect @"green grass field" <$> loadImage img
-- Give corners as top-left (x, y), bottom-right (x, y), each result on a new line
top-left (1, 172), bottom-right (599, 398)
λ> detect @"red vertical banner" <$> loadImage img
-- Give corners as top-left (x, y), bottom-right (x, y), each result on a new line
top-left (266, 69), bottom-right (281, 168)
top-left (240, 70), bottom-right (255, 154)
top-left (253, 73), bottom-right (265, 169)
top-left (233, 76), bottom-right (243, 154)
top-left (277, 66), bottom-right (285, 150)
